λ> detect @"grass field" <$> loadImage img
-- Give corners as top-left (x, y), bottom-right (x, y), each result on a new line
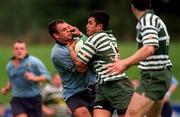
top-left (0, 42), bottom-right (179, 104)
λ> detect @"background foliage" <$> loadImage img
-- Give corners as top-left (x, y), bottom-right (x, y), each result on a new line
top-left (0, 0), bottom-right (179, 44)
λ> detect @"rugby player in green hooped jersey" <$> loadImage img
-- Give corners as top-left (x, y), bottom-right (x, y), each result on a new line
top-left (106, 0), bottom-right (172, 117)
top-left (67, 10), bottom-right (134, 117)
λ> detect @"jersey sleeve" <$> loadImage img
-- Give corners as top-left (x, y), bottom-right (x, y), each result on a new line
top-left (31, 57), bottom-right (51, 81)
top-left (140, 14), bottom-right (159, 47)
top-left (77, 40), bottom-right (96, 64)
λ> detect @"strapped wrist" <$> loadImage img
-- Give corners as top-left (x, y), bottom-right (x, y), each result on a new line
top-left (165, 92), bottom-right (171, 97)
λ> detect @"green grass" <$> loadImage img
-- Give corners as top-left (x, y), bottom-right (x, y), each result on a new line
top-left (0, 42), bottom-right (180, 103)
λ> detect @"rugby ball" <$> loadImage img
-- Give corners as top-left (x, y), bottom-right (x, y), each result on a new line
top-left (75, 39), bottom-right (84, 52)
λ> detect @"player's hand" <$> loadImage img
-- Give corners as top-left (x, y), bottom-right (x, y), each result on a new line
top-left (24, 72), bottom-right (36, 81)
top-left (106, 59), bottom-right (128, 75)
top-left (1, 87), bottom-right (9, 95)
top-left (67, 40), bottom-right (76, 50)
top-left (68, 25), bottom-right (81, 37)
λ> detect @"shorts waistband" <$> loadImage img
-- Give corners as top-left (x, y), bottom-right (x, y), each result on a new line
top-left (141, 66), bottom-right (171, 71)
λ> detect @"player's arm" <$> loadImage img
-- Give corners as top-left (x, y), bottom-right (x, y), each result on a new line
top-left (106, 45), bottom-right (155, 74)
top-left (123, 44), bottom-right (155, 68)
top-left (24, 72), bottom-right (49, 83)
top-left (1, 82), bottom-right (12, 95)
top-left (67, 41), bottom-right (88, 73)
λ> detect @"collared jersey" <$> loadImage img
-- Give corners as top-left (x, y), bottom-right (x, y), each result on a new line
top-left (77, 31), bottom-right (127, 84)
top-left (41, 83), bottom-right (67, 117)
top-left (136, 10), bottom-right (172, 70)
top-left (51, 39), bottom-right (96, 101)
top-left (6, 55), bottom-right (50, 97)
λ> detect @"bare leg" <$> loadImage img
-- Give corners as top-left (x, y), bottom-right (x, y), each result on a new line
top-left (146, 100), bottom-right (164, 117)
top-left (73, 106), bottom-right (92, 117)
top-left (93, 109), bottom-right (111, 117)
top-left (125, 92), bottom-right (154, 117)
top-left (14, 113), bottom-right (28, 117)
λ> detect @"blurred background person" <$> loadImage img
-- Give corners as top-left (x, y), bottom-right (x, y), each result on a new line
top-left (0, 102), bottom-right (12, 117)
top-left (161, 76), bottom-right (178, 117)
top-left (1, 40), bottom-right (51, 117)
top-left (42, 73), bottom-right (71, 117)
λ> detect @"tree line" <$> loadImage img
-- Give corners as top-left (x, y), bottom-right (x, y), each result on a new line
top-left (0, 0), bottom-right (179, 44)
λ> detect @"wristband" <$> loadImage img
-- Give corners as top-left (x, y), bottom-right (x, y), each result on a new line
top-left (165, 92), bottom-right (171, 97)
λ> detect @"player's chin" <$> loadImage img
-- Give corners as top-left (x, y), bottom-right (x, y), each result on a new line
top-left (86, 31), bottom-right (91, 36)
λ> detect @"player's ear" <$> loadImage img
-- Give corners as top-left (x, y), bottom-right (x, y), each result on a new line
top-left (97, 24), bottom-right (103, 30)
top-left (53, 33), bottom-right (59, 39)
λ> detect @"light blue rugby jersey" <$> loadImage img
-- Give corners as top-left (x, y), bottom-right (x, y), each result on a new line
top-left (6, 55), bottom-right (51, 97)
top-left (51, 41), bottom-right (96, 101)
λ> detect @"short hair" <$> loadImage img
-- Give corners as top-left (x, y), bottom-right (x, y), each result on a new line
top-left (48, 19), bottom-right (65, 39)
top-left (88, 10), bottom-right (109, 30)
top-left (131, 0), bottom-right (152, 11)
top-left (15, 40), bottom-right (25, 44)
top-left (14, 40), bottom-right (27, 47)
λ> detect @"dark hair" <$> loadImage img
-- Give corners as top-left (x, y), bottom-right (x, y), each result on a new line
top-left (48, 19), bottom-right (65, 39)
top-left (88, 10), bottom-right (109, 30)
top-left (14, 40), bottom-right (27, 47)
top-left (131, 0), bottom-right (152, 11)
top-left (15, 40), bottom-right (25, 44)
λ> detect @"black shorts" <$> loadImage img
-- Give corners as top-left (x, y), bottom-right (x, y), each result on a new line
top-left (66, 85), bottom-right (96, 114)
top-left (10, 95), bottom-right (42, 117)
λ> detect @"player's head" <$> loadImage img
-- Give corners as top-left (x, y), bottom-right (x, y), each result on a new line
top-left (86, 10), bottom-right (109, 36)
top-left (48, 19), bottom-right (74, 43)
top-left (48, 19), bottom-right (65, 39)
top-left (13, 40), bottom-right (28, 60)
top-left (131, 0), bottom-right (152, 11)
top-left (52, 73), bottom-right (62, 87)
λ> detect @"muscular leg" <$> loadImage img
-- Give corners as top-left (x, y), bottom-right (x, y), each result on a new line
top-left (93, 109), bottom-right (111, 117)
top-left (146, 100), bottom-right (164, 117)
top-left (125, 92), bottom-right (154, 117)
top-left (118, 114), bottom-right (125, 117)
top-left (74, 106), bottom-right (92, 117)
top-left (14, 113), bottom-right (28, 117)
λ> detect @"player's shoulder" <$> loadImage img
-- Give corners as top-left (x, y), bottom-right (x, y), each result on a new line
top-left (87, 32), bottom-right (107, 43)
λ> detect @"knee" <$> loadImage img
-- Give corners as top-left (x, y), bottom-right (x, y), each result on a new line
top-left (74, 107), bottom-right (91, 117)
top-left (126, 108), bottom-right (140, 117)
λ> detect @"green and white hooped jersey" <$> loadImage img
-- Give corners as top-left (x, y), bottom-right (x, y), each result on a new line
top-left (136, 10), bottom-right (172, 70)
top-left (77, 31), bottom-right (126, 84)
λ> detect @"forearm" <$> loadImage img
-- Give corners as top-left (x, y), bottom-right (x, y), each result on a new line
top-left (124, 45), bottom-right (155, 67)
top-left (69, 47), bottom-right (82, 66)
top-left (69, 47), bottom-right (88, 73)
top-left (166, 84), bottom-right (177, 96)
top-left (6, 82), bottom-right (12, 90)
top-left (1, 82), bottom-right (12, 95)
top-left (33, 76), bottom-right (48, 83)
